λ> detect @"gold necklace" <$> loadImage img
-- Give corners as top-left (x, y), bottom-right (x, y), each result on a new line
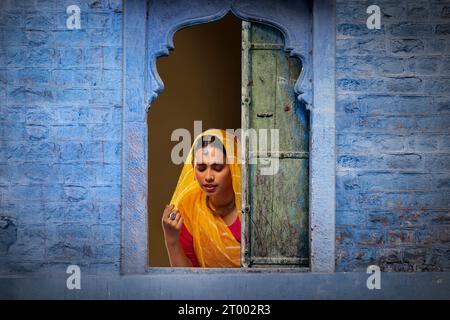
top-left (206, 195), bottom-right (235, 216)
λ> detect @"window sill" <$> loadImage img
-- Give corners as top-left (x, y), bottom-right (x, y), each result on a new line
top-left (144, 267), bottom-right (310, 274)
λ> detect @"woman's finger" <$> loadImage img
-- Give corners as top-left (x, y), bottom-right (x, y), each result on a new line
top-left (168, 210), bottom-right (180, 225)
top-left (163, 204), bottom-right (170, 215)
top-left (164, 204), bottom-right (175, 219)
top-left (167, 208), bottom-right (175, 221)
top-left (162, 205), bottom-right (174, 225)
top-left (175, 216), bottom-right (183, 230)
top-left (169, 212), bottom-right (180, 226)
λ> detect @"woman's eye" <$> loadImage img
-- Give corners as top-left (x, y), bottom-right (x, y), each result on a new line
top-left (212, 164), bottom-right (224, 171)
top-left (196, 165), bottom-right (206, 172)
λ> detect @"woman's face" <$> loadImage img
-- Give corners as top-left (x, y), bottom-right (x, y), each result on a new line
top-left (193, 145), bottom-right (233, 196)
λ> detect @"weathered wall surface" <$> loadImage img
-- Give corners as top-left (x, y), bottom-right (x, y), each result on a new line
top-left (335, 0), bottom-right (450, 271)
top-left (0, 0), bottom-right (123, 274)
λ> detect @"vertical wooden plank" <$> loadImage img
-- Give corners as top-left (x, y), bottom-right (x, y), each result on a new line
top-left (271, 35), bottom-right (309, 264)
top-left (248, 25), bottom-right (276, 260)
top-left (249, 50), bottom-right (276, 134)
top-left (275, 50), bottom-right (293, 151)
top-left (249, 162), bottom-right (274, 258)
top-left (272, 47), bottom-right (309, 262)
top-left (272, 159), bottom-right (309, 260)
top-left (289, 57), bottom-right (309, 153)
top-left (241, 21), bottom-right (251, 267)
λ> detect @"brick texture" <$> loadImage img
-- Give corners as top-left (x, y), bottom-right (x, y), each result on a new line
top-left (0, 0), bottom-right (122, 274)
top-left (336, 0), bottom-right (450, 271)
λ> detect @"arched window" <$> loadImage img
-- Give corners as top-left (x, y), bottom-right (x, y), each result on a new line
top-left (122, 0), bottom-right (336, 274)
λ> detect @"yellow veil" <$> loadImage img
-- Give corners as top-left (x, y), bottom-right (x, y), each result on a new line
top-left (169, 129), bottom-right (241, 267)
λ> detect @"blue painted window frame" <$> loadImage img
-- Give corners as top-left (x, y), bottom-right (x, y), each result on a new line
top-left (122, 0), bottom-right (336, 274)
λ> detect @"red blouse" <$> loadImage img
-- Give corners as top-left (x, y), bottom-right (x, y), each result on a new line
top-left (179, 217), bottom-right (241, 267)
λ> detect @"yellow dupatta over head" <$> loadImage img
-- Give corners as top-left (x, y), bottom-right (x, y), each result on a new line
top-left (169, 129), bottom-right (241, 267)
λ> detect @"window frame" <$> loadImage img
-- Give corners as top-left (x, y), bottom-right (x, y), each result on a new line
top-left (122, 0), bottom-right (336, 274)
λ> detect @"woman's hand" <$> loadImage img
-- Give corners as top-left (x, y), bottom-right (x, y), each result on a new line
top-left (162, 204), bottom-right (183, 247)
top-left (162, 204), bottom-right (192, 267)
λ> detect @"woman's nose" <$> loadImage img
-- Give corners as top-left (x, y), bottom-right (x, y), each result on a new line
top-left (205, 169), bottom-right (214, 182)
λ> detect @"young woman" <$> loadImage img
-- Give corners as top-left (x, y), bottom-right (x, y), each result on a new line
top-left (162, 129), bottom-right (241, 267)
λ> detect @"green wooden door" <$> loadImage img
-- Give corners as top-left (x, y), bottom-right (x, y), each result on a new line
top-left (241, 21), bottom-right (309, 268)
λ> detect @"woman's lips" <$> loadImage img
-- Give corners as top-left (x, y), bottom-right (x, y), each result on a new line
top-left (204, 185), bottom-right (217, 192)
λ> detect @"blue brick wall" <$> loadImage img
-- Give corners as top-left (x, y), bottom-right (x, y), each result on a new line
top-left (0, 0), bottom-right (449, 275)
top-left (0, 0), bottom-right (122, 274)
top-left (336, 0), bottom-right (450, 271)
